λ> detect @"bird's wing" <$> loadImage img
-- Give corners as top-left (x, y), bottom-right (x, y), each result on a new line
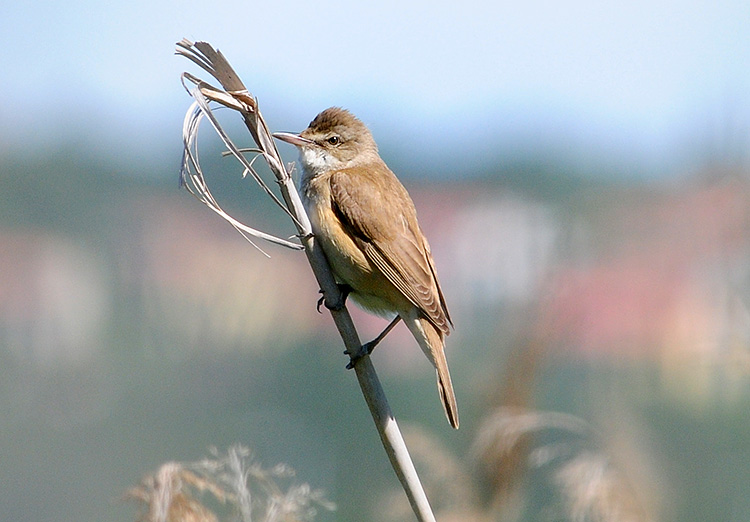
top-left (329, 168), bottom-right (451, 335)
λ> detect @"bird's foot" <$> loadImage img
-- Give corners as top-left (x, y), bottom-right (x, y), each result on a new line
top-left (344, 315), bottom-right (402, 369)
top-left (344, 340), bottom-right (377, 370)
top-left (317, 284), bottom-right (352, 313)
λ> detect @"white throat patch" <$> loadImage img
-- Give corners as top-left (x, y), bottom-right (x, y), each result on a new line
top-left (300, 147), bottom-right (339, 177)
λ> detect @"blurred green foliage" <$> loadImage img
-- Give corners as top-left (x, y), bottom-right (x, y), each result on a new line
top-left (0, 145), bottom-right (749, 522)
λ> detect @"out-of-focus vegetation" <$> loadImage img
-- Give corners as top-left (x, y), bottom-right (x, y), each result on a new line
top-left (126, 445), bottom-right (335, 522)
top-left (1, 138), bottom-right (748, 521)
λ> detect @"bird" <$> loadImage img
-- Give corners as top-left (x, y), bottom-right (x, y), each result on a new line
top-left (273, 107), bottom-right (458, 429)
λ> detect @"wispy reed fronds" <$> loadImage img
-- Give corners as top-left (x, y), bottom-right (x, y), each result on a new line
top-left (473, 407), bottom-right (655, 522)
top-left (126, 445), bottom-right (335, 522)
top-left (178, 45), bottom-right (303, 256)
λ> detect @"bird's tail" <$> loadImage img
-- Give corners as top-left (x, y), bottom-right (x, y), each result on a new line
top-left (408, 315), bottom-right (459, 429)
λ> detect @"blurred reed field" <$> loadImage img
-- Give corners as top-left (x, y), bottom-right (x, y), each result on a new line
top-left (1, 114), bottom-right (750, 520)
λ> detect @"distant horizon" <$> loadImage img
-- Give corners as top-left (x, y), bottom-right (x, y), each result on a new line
top-left (2, 93), bottom-right (742, 185)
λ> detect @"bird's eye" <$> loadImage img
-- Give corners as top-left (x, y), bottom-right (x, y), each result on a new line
top-left (326, 136), bottom-right (340, 145)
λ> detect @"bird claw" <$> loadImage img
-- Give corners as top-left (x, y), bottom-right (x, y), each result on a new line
top-left (345, 349), bottom-right (363, 370)
top-left (317, 284), bottom-right (352, 312)
top-left (316, 292), bottom-right (325, 314)
top-left (344, 340), bottom-right (376, 370)
top-left (344, 348), bottom-right (357, 369)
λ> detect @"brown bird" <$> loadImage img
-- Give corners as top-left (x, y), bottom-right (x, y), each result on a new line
top-left (274, 108), bottom-right (458, 428)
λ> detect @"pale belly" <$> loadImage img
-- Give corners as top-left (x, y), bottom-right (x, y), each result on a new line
top-left (305, 195), bottom-right (410, 317)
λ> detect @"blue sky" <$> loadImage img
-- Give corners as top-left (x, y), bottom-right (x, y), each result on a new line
top-left (2, 0), bottom-right (749, 176)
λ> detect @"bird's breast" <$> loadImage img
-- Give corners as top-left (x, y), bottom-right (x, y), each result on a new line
top-left (301, 173), bottom-right (407, 316)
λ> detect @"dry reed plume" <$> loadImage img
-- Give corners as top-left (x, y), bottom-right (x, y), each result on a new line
top-left (126, 445), bottom-right (334, 522)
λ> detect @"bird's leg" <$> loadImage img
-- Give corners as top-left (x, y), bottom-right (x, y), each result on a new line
top-left (363, 315), bottom-right (402, 355)
top-left (346, 315), bottom-right (402, 369)
top-left (317, 283), bottom-right (352, 313)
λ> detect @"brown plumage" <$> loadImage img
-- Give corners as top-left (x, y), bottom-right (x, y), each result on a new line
top-left (274, 108), bottom-right (458, 429)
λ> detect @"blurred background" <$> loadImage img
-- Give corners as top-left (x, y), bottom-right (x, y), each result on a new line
top-left (2, 1), bottom-right (750, 521)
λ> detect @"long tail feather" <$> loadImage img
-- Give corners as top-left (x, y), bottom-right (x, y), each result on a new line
top-left (404, 313), bottom-right (459, 429)
top-left (422, 317), bottom-right (459, 429)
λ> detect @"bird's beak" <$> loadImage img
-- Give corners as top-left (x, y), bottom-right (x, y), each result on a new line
top-left (272, 132), bottom-right (312, 147)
